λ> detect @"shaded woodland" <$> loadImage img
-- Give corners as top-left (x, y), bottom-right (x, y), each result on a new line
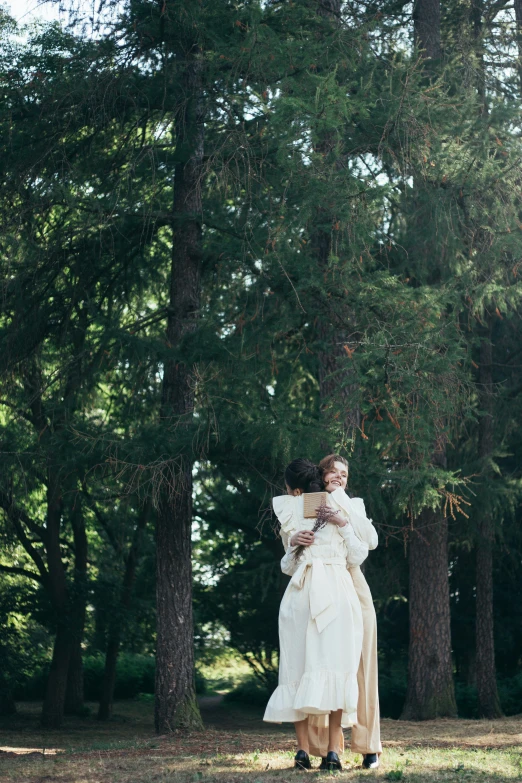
top-left (1, 0), bottom-right (522, 731)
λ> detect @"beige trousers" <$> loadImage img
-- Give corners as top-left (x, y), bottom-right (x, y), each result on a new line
top-left (349, 565), bottom-right (382, 755)
top-left (307, 566), bottom-right (381, 758)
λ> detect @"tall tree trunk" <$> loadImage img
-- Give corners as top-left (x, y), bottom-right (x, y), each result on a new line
top-left (402, 0), bottom-right (456, 720)
top-left (98, 502), bottom-right (149, 721)
top-left (470, 0), bottom-right (486, 110)
top-left (475, 327), bottom-right (503, 717)
top-left (42, 624), bottom-right (73, 729)
top-left (402, 496), bottom-right (457, 719)
top-left (41, 474), bottom-right (71, 729)
top-left (65, 640), bottom-right (84, 715)
top-left (98, 634), bottom-right (120, 721)
top-left (310, 0), bottom-right (362, 446)
top-left (413, 0), bottom-right (441, 60)
top-left (514, 0), bottom-right (522, 92)
top-left (154, 42), bottom-right (204, 733)
top-left (65, 497), bottom-right (88, 715)
top-left (462, 1), bottom-right (502, 719)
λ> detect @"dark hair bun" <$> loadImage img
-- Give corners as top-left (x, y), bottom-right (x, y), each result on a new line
top-left (285, 459), bottom-right (323, 493)
top-left (307, 476), bottom-right (323, 493)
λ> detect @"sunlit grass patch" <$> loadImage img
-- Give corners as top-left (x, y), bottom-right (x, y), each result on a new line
top-left (197, 653), bottom-right (252, 694)
top-left (0, 705), bottom-right (520, 783)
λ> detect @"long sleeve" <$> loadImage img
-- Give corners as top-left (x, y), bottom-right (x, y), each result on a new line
top-left (280, 546), bottom-right (299, 576)
top-left (329, 489), bottom-right (378, 550)
top-left (273, 495), bottom-right (299, 575)
top-left (338, 522), bottom-right (369, 567)
top-left (280, 527), bottom-right (292, 552)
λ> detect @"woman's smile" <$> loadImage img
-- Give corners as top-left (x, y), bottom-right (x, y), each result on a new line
top-left (323, 461), bottom-right (348, 492)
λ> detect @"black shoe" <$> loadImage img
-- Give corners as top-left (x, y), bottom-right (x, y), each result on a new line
top-left (319, 751), bottom-right (342, 771)
top-left (294, 750), bottom-right (312, 770)
top-left (362, 753), bottom-right (379, 770)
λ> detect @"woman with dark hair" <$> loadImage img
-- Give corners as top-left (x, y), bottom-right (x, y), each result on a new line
top-left (263, 459), bottom-right (369, 771)
top-left (284, 458), bottom-right (323, 493)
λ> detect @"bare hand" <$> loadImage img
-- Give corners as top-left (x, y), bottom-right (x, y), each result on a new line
top-left (290, 530), bottom-right (315, 547)
top-left (315, 508), bottom-right (346, 527)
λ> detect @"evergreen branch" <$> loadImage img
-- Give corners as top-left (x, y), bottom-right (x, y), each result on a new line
top-left (0, 490), bottom-right (48, 584)
top-left (126, 307), bottom-right (169, 334)
top-left (196, 484), bottom-right (275, 544)
top-left (0, 487), bottom-right (46, 542)
top-left (484, 0), bottom-right (512, 24)
top-left (0, 399), bottom-right (36, 426)
top-left (81, 484), bottom-right (121, 554)
top-left (202, 220), bottom-right (249, 244)
top-left (0, 564), bottom-right (44, 584)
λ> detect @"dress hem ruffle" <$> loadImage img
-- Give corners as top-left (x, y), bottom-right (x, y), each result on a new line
top-left (263, 670), bottom-right (358, 728)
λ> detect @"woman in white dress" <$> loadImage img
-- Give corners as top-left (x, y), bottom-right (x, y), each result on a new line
top-left (263, 459), bottom-right (369, 771)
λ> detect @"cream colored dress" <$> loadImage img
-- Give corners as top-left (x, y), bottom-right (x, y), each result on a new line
top-left (263, 489), bottom-right (370, 733)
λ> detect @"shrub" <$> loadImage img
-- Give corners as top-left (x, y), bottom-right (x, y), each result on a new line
top-left (14, 664), bottom-right (50, 700)
top-left (498, 673), bottom-right (522, 716)
top-left (455, 681), bottom-right (479, 718)
top-left (16, 652), bottom-right (207, 701)
top-left (378, 669), bottom-right (407, 719)
top-left (378, 669), bottom-right (522, 719)
top-left (83, 654), bottom-right (156, 700)
top-left (223, 675), bottom-right (271, 708)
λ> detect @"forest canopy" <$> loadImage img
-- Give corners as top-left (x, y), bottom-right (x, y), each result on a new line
top-left (0, 0), bottom-right (521, 729)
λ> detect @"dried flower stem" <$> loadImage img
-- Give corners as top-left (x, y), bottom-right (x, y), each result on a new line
top-left (293, 503), bottom-right (337, 562)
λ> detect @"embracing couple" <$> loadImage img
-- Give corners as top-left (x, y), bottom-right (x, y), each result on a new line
top-left (263, 454), bottom-right (381, 772)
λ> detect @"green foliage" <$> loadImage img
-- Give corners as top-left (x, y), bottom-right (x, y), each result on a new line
top-left (0, 577), bottom-right (50, 704)
top-left (14, 653), bottom-right (206, 701)
top-left (17, 654), bottom-right (155, 701)
top-left (0, 0), bottom-right (521, 720)
top-left (223, 675), bottom-right (272, 709)
top-left (454, 676), bottom-right (522, 719)
top-left (386, 768), bottom-right (404, 781)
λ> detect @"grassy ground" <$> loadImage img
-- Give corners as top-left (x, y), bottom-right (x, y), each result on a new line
top-left (0, 700), bottom-right (521, 783)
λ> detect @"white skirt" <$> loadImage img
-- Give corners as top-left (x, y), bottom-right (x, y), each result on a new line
top-left (264, 555), bottom-right (363, 728)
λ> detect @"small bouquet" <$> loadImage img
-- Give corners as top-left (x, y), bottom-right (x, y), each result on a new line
top-left (293, 500), bottom-right (337, 562)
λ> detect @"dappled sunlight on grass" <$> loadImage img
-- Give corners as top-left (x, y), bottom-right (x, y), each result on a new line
top-left (0, 703), bottom-right (520, 782)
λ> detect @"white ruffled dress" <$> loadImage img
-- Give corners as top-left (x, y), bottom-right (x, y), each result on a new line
top-left (263, 488), bottom-right (371, 731)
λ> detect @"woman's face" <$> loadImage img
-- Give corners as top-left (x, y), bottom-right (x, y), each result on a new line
top-left (323, 461), bottom-right (348, 492)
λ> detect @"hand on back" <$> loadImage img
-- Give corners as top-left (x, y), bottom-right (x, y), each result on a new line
top-left (290, 530), bottom-right (315, 547)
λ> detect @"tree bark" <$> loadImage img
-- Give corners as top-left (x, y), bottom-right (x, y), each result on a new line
top-left (401, 0), bottom-right (456, 722)
top-left (413, 0), bottom-right (441, 60)
top-left (401, 500), bottom-right (457, 719)
top-left (65, 497), bottom-right (88, 715)
top-left (42, 624), bottom-right (73, 729)
top-left (154, 41), bottom-right (204, 733)
top-left (475, 327), bottom-right (503, 718)
top-left (514, 0), bottom-right (522, 92)
top-left (98, 634), bottom-right (120, 722)
top-left (41, 473), bottom-right (71, 729)
top-left (310, 0), bottom-right (362, 446)
top-left (21, 357), bottom-right (89, 729)
top-left (64, 639), bottom-right (84, 715)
